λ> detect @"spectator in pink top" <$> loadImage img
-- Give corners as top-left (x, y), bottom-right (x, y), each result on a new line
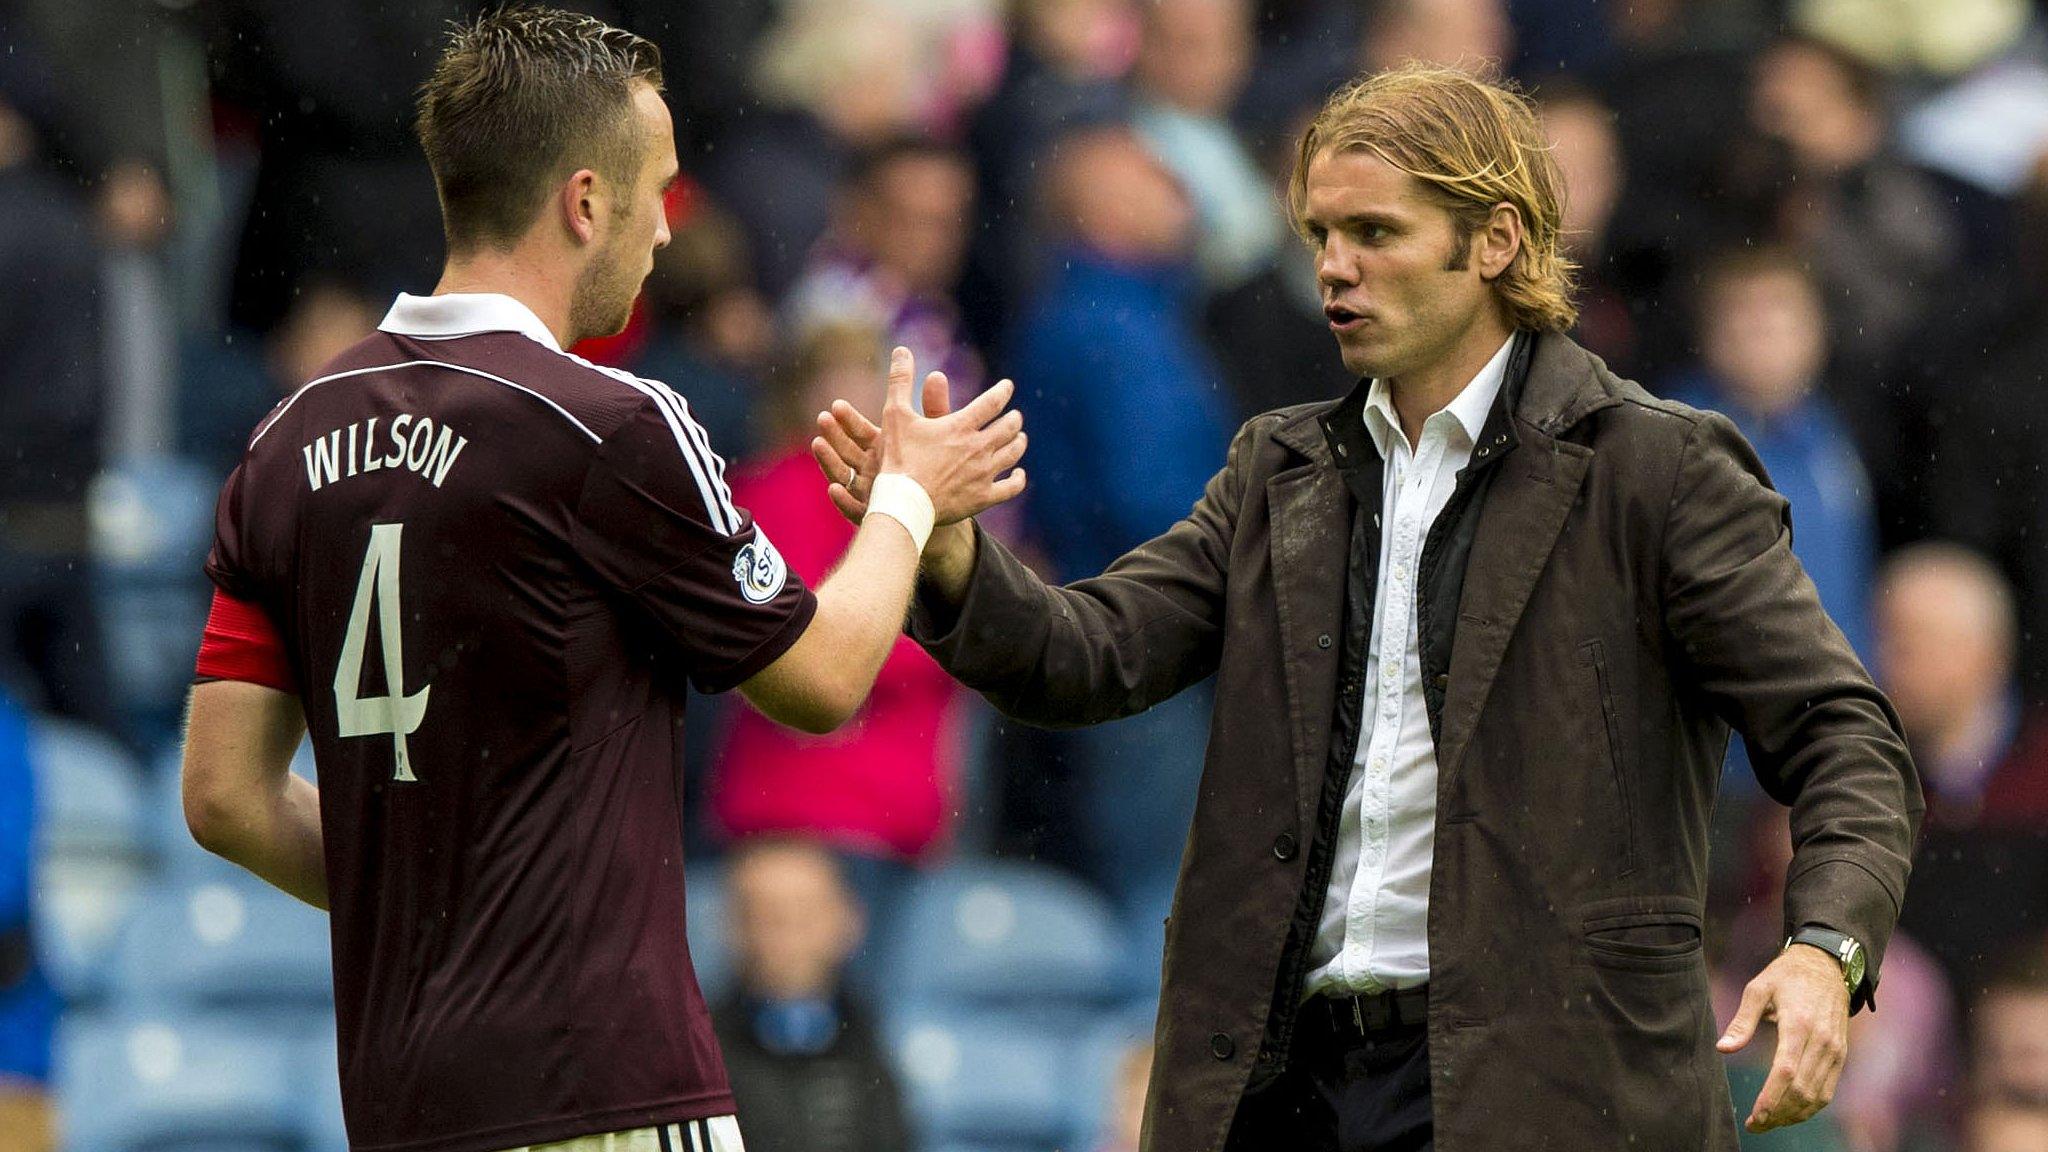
top-left (711, 323), bottom-right (967, 915)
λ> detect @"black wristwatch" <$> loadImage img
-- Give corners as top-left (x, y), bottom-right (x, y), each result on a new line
top-left (1784, 926), bottom-right (1866, 995)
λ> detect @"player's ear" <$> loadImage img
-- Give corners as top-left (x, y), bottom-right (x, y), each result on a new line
top-left (561, 169), bottom-right (601, 245)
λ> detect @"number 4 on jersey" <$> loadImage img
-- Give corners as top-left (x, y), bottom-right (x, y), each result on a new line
top-left (335, 523), bottom-right (431, 781)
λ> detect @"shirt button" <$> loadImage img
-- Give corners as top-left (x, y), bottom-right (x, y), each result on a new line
top-left (1317, 633), bottom-right (1333, 650)
top-left (1210, 1032), bottom-right (1236, 1060)
top-left (1272, 832), bottom-right (1299, 861)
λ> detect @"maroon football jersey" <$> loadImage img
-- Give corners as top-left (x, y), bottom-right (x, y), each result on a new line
top-left (204, 293), bottom-right (816, 1152)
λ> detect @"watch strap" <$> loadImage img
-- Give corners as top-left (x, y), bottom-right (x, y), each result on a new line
top-left (1786, 926), bottom-right (1864, 993)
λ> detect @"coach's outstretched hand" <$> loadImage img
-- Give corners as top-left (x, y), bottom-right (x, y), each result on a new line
top-left (812, 347), bottom-right (1027, 527)
top-left (1717, 943), bottom-right (1852, 1133)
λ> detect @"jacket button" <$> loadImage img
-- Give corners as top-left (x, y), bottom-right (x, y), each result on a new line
top-left (1316, 633), bottom-right (1333, 650)
top-left (1272, 832), bottom-right (1299, 861)
top-left (1210, 1032), bottom-right (1236, 1060)
top-left (1433, 673), bottom-right (1450, 690)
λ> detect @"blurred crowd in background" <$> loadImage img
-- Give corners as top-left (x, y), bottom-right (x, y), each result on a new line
top-left (3, 0), bottom-right (2048, 1150)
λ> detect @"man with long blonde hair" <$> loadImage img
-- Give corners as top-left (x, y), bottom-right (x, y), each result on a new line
top-left (821, 62), bottom-right (1919, 1151)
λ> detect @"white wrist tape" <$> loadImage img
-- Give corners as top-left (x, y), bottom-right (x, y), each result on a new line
top-left (867, 472), bottom-right (936, 553)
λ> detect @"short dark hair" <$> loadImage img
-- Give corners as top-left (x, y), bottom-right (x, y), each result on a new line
top-left (1771, 32), bottom-right (1886, 112)
top-left (847, 135), bottom-right (971, 193)
top-left (1980, 932), bottom-right (2048, 1003)
top-left (416, 6), bottom-right (663, 253)
top-left (1693, 245), bottom-right (1821, 316)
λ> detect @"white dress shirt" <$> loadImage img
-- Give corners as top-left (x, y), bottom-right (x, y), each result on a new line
top-left (1303, 336), bottom-right (1514, 998)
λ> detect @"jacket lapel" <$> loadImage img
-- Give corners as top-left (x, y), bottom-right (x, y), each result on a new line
top-left (1434, 431), bottom-right (1590, 780)
top-left (1434, 336), bottom-right (1613, 782)
top-left (1268, 412), bottom-right (1352, 831)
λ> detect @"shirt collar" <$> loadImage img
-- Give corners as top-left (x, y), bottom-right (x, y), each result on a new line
top-left (378, 292), bottom-right (563, 352)
top-left (1361, 334), bottom-right (1516, 457)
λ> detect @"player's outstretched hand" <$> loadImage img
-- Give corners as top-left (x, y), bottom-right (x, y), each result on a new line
top-left (812, 396), bottom-right (880, 525)
top-left (812, 347), bottom-right (1026, 526)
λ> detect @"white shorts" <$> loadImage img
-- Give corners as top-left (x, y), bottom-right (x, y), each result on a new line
top-left (504, 1117), bottom-right (745, 1152)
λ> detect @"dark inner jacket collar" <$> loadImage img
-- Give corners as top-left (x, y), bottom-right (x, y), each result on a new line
top-left (1316, 330), bottom-right (1535, 495)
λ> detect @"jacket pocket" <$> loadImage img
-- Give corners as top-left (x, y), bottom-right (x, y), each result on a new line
top-left (1578, 896), bottom-right (1704, 973)
top-left (1569, 900), bottom-right (1711, 1142)
top-left (1580, 639), bottom-right (1636, 877)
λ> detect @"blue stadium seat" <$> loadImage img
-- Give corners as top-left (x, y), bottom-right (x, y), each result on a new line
top-left (90, 455), bottom-right (218, 744)
top-left (1065, 1001), bottom-right (1160, 1150)
top-left (287, 737), bottom-right (318, 781)
top-left (886, 1006), bottom-right (1074, 1149)
top-left (683, 862), bottom-right (731, 1002)
top-left (146, 743), bottom-right (209, 878)
top-left (30, 716), bottom-right (151, 1003)
top-left (1111, 872), bottom-right (1177, 1004)
top-left (112, 873), bottom-right (332, 1010)
top-left (130, 1142), bottom-right (290, 1152)
top-left (31, 717), bottom-right (146, 856)
top-left (56, 1010), bottom-right (308, 1151)
top-left (877, 860), bottom-right (1123, 1014)
top-left (300, 1022), bottom-right (351, 1152)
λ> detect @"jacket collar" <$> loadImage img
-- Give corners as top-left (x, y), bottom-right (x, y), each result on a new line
top-left (1312, 330), bottom-right (1532, 488)
top-left (1362, 335), bottom-right (1513, 458)
top-left (379, 292), bottom-right (563, 352)
top-left (1271, 330), bottom-right (1620, 460)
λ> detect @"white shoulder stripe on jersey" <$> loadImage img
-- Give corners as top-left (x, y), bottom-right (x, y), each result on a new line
top-left (249, 359), bottom-right (602, 448)
top-left (586, 363), bottom-right (734, 535)
top-left (563, 351), bottom-right (735, 511)
top-left (559, 350), bottom-right (742, 536)
top-left (653, 378), bottom-right (737, 519)
top-left (673, 389), bottom-right (737, 512)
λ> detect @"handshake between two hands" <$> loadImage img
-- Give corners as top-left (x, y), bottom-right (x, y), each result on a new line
top-left (808, 346), bottom-right (1029, 547)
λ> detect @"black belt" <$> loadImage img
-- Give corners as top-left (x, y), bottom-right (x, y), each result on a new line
top-left (1306, 984), bottom-right (1430, 1043)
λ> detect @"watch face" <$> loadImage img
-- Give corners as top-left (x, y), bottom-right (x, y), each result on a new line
top-left (1844, 944), bottom-right (1867, 990)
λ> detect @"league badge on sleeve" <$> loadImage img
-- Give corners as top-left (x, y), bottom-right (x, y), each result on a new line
top-left (732, 530), bottom-right (789, 605)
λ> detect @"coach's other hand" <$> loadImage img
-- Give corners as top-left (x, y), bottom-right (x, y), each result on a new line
top-left (1717, 942), bottom-right (1851, 1133)
top-left (813, 347), bottom-right (1026, 527)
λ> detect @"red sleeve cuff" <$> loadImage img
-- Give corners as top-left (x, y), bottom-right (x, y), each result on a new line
top-left (194, 588), bottom-right (296, 693)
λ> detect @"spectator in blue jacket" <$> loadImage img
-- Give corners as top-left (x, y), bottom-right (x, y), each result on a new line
top-left (1010, 126), bottom-right (1234, 581)
top-left (1005, 125), bottom-right (1230, 911)
top-left (1128, 0), bottom-right (1282, 292)
top-left (0, 687), bottom-right (56, 1152)
top-left (1665, 247), bottom-right (1877, 663)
